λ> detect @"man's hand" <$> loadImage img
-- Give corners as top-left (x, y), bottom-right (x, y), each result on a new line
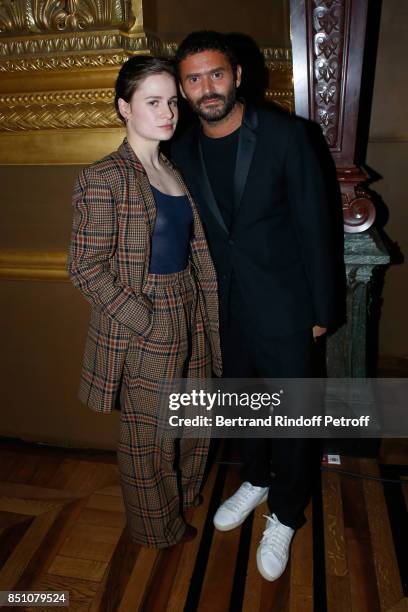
top-left (312, 325), bottom-right (327, 340)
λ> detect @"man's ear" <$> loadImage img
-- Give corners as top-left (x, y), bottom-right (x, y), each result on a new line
top-left (179, 84), bottom-right (187, 100)
top-left (117, 98), bottom-right (130, 122)
top-left (235, 65), bottom-right (242, 89)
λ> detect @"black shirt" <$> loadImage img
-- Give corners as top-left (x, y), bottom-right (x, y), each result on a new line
top-left (200, 127), bottom-right (240, 231)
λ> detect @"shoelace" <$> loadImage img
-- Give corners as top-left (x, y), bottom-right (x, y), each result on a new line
top-left (260, 514), bottom-right (293, 562)
top-left (223, 483), bottom-right (262, 513)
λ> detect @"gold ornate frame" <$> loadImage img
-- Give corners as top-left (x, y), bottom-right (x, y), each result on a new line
top-left (0, 1), bottom-right (293, 280)
top-left (0, 0), bottom-right (293, 165)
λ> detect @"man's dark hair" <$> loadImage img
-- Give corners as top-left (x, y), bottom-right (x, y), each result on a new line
top-left (174, 30), bottom-right (238, 77)
top-left (115, 55), bottom-right (175, 124)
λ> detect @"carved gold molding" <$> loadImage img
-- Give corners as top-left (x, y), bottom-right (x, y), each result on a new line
top-left (0, 37), bottom-right (291, 74)
top-left (0, 104), bottom-right (118, 131)
top-left (0, 47), bottom-right (292, 134)
top-left (0, 85), bottom-right (294, 132)
top-left (0, 0), bottom-right (133, 33)
top-left (266, 90), bottom-right (294, 113)
top-left (266, 90), bottom-right (294, 99)
top-left (263, 46), bottom-right (293, 112)
top-left (262, 47), bottom-right (292, 61)
top-left (0, 2), bottom-right (293, 162)
top-left (0, 250), bottom-right (68, 281)
top-left (0, 47), bottom-right (291, 77)
top-left (0, 88), bottom-right (119, 131)
top-left (0, 89), bottom-right (114, 106)
top-left (265, 61), bottom-right (293, 74)
top-left (0, 53), bottom-right (129, 73)
top-left (0, 33), bottom-right (162, 71)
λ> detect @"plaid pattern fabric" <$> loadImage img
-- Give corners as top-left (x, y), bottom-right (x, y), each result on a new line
top-left (68, 139), bottom-right (221, 414)
top-left (117, 268), bottom-right (210, 547)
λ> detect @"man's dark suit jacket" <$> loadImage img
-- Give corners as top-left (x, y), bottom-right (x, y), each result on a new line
top-left (171, 103), bottom-right (334, 340)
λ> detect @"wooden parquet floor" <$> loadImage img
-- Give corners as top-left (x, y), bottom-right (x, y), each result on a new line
top-left (0, 441), bottom-right (407, 612)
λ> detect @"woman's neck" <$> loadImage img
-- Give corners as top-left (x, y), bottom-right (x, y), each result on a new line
top-left (126, 132), bottom-right (161, 170)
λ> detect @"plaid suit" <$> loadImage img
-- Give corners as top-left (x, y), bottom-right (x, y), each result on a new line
top-left (68, 139), bottom-right (221, 413)
top-left (68, 139), bottom-right (221, 547)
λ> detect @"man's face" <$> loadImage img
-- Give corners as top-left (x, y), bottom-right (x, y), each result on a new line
top-left (178, 50), bottom-right (241, 122)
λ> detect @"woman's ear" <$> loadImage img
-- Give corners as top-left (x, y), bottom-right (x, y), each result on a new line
top-left (117, 98), bottom-right (130, 123)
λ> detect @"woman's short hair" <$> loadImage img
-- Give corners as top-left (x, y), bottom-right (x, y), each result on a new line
top-left (115, 55), bottom-right (175, 124)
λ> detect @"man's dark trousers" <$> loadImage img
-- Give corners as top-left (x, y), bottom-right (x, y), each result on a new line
top-left (221, 277), bottom-right (321, 530)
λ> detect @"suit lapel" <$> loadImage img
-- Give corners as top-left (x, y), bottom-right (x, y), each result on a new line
top-left (183, 105), bottom-right (258, 232)
top-left (118, 138), bottom-right (156, 234)
top-left (136, 172), bottom-right (157, 234)
top-left (232, 105), bottom-right (258, 220)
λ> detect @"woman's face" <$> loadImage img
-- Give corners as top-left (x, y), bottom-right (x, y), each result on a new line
top-left (118, 72), bottom-right (178, 143)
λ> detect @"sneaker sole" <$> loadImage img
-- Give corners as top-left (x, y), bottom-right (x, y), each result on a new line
top-left (213, 490), bottom-right (269, 531)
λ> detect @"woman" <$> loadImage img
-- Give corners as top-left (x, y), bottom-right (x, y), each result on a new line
top-left (68, 56), bottom-right (221, 548)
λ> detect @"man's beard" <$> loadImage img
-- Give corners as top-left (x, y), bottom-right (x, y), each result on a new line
top-left (190, 87), bottom-right (237, 122)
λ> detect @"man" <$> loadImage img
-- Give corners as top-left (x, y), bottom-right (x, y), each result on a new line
top-left (172, 31), bottom-right (333, 581)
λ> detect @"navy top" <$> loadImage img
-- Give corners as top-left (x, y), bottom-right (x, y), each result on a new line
top-left (148, 185), bottom-right (193, 274)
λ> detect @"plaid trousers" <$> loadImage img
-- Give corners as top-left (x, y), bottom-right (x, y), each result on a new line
top-left (117, 267), bottom-right (211, 548)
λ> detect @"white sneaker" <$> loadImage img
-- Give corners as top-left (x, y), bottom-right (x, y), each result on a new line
top-left (256, 514), bottom-right (294, 581)
top-left (213, 482), bottom-right (269, 531)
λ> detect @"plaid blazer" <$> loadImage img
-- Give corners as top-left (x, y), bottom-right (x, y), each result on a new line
top-left (68, 139), bottom-right (221, 413)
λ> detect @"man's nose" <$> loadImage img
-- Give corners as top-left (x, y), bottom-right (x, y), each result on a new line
top-left (201, 75), bottom-right (214, 94)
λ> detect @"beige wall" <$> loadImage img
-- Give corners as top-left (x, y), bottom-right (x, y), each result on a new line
top-left (367, 0), bottom-right (408, 358)
top-left (1, 167), bottom-right (78, 250)
top-left (0, 165), bottom-right (119, 449)
top-left (1, 278), bottom-right (119, 449)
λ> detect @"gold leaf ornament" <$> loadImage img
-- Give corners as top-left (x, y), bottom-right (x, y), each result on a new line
top-left (0, 0), bottom-right (28, 32)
